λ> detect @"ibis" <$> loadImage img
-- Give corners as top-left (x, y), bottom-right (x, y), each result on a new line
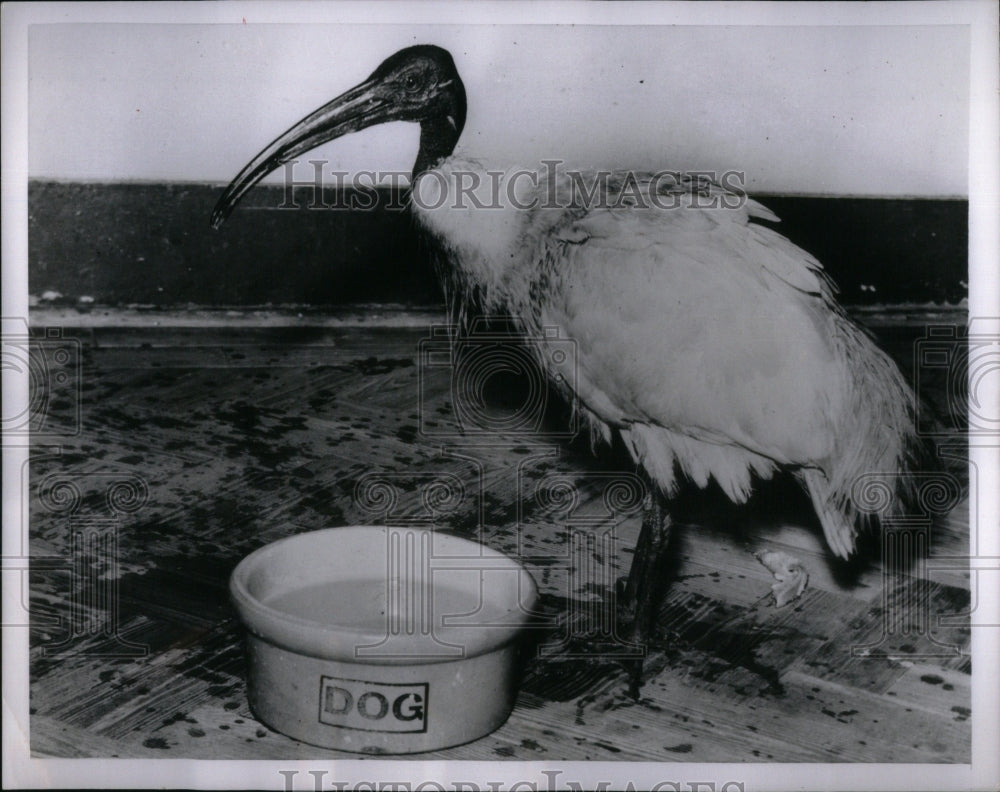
top-left (212, 45), bottom-right (920, 694)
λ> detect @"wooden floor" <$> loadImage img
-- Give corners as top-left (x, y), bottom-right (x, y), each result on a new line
top-left (26, 308), bottom-right (971, 761)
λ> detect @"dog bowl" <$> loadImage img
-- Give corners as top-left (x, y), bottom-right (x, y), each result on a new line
top-left (229, 526), bottom-right (539, 753)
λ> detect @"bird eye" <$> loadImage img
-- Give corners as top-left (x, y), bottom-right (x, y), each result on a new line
top-left (402, 72), bottom-right (424, 93)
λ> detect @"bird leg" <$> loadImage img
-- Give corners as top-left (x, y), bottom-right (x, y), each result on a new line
top-left (618, 489), bottom-right (672, 699)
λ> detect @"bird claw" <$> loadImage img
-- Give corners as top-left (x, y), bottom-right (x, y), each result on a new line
top-left (754, 549), bottom-right (809, 608)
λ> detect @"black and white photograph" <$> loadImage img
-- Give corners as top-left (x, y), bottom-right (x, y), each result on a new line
top-left (3, 2), bottom-right (998, 790)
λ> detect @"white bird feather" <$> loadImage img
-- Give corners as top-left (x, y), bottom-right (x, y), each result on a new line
top-left (415, 160), bottom-right (918, 559)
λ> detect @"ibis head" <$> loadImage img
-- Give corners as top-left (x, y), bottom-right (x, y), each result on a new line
top-left (210, 44), bottom-right (466, 229)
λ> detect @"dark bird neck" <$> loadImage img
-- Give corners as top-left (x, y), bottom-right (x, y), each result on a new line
top-left (413, 89), bottom-right (466, 179)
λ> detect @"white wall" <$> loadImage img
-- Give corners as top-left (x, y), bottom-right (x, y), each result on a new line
top-left (26, 12), bottom-right (970, 196)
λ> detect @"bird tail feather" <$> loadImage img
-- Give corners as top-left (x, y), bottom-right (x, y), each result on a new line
top-left (801, 314), bottom-right (922, 558)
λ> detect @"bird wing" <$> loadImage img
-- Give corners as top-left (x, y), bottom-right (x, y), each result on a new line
top-left (556, 172), bottom-right (838, 301)
top-left (419, 160), bottom-right (909, 555)
top-left (530, 191), bottom-right (851, 476)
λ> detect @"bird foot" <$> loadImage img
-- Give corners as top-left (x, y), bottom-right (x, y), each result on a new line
top-left (615, 574), bottom-right (635, 613)
top-left (626, 647), bottom-right (673, 700)
top-left (754, 549), bottom-right (809, 608)
top-left (628, 662), bottom-right (642, 700)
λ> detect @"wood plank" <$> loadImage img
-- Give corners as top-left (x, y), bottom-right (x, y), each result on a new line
top-left (28, 322), bottom-right (971, 762)
top-left (881, 664), bottom-right (972, 720)
top-left (31, 716), bottom-right (168, 758)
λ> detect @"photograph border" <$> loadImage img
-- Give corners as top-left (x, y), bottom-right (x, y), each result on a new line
top-left (3, 2), bottom-right (998, 789)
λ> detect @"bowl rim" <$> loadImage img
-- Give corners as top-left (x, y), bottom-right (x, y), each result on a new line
top-left (229, 525), bottom-right (540, 664)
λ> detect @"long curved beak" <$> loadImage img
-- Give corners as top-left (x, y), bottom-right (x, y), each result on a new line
top-left (210, 77), bottom-right (389, 229)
